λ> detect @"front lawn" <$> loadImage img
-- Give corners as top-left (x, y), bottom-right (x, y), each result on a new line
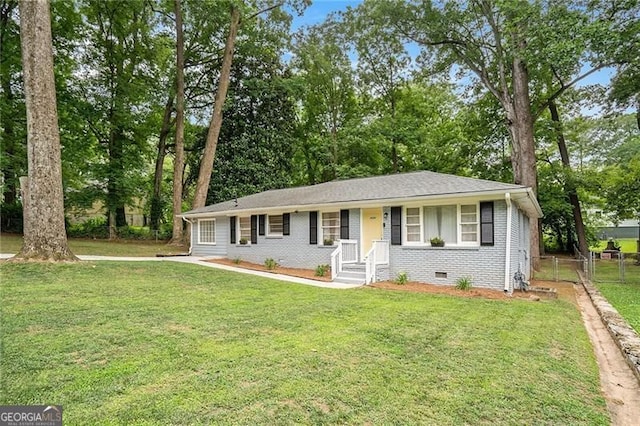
top-left (0, 262), bottom-right (608, 424)
top-left (0, 233), bottom-right (187, 257)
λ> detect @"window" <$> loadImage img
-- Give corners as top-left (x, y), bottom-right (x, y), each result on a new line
top-left (268, 214), bottom-right (283, 236)
top-left (321, 212), bottom-right (340, 243)
top-left (460, 204), bottom-right (478, 242)
top-left (239, 216), bottom-right (251, 242)
top-left (198, 219), bottom-right (216, 244)
top-left (406, 207), bottom-right (421, 242)
top-left (424, 205), bottom-right (457, 244)
top-left (402, 204), bottom-right (481, 246)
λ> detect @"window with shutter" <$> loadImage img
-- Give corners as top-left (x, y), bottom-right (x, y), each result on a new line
top-left (480, 202), bottom-right (494, 246)
top-left (229, 216), bottom-right (236, 244)
top-left (391, 207), bottom-right (402, 245)
top-left (309, 211), bottom-right (318, 244)
top-left (340, 209), bottom-right (349, 239)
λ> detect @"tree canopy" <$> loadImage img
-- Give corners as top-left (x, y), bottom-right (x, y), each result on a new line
top-left (1, 0), bottom-right (637, 257)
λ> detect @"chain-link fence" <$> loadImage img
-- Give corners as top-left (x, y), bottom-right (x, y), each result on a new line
top-left (588, 251), bottom-right (640, 284)
top-left (531, 255), bottom-right (586, 282)
top-left (532, 251), bottom-right (640, 284)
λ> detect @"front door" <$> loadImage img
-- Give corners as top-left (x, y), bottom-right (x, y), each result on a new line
top-left (361, 208), bottom-right (383, 260)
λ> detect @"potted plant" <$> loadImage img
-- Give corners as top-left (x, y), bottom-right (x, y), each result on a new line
top-left (430, 236), bottom-right (445, 247)
top-left (239, 238), bottom-right (248, 245)
top-left (323, 238), bottom-right (334, 246)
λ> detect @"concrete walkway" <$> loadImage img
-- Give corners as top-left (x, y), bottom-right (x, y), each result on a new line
top-left (0, 253), bottom-right (362, 290)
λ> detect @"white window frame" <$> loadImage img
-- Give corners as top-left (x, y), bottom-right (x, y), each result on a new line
top-left (402, 203), bottom-right (480, 247)
top-left (238, 216), bottom-right (251, 243)
top-left (267, 214), bottom-right (283, 237)
top-left (459, 204), bottom-right (479, 245)
top-left (320, 211), bottom-right (340, 244)
top-left (404, 206), bottom-right (423, 245)
top-left (197, 218), bottom-right (216, 245)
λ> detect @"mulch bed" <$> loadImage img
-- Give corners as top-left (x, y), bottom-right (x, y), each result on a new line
top-left (206, 258), bottom-right (553, 300)
top-left (207, 258), bottom-right (332, 282)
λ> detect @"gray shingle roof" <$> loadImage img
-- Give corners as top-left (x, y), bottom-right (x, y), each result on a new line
top-left (182, 170), bottom-right (533, 216)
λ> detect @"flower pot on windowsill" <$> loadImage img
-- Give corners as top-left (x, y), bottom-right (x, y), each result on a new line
top-left (430, 237), bottom-right (445, 247)
top-left (323, 239), bottom-right (334, 246)
top-left (239, 238), bottom-right (248, 245)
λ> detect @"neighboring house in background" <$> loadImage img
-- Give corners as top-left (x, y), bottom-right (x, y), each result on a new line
top-left (597, 217), bottom-right (640, 239)
top-left (66, 199), bottom-right (147, 227)
top-left (180, 171), bottom-right (542, 291)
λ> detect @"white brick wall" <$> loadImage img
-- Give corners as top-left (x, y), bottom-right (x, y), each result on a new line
top-left (384, 201), bottom-right (519, 290)
top-left (190, 201), bottom-right (531, 291)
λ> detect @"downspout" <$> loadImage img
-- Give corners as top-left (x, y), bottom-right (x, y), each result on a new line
top-left (504, 193), bottom-right (513, 294)
top-left (182, 216), bottom-right (194, 255)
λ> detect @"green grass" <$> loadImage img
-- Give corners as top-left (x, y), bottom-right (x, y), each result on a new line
top-left (0, 262), bottom-right (609, 424)
top-left (592, 258), bottom-right (640, 333)
top-left (0, 233), bottom-right (187, 257)
top-left (592, 238), bottom-right (638, 253)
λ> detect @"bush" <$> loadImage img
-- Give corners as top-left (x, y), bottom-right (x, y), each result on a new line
top-left (394, 271), bottom-right (408, 285)
top-left (315, 264), bottom-right (330, 277)
top-left (232, 257), bottom-right (242, 265)
top-left (66, 217), bottom-right (109, 239)
top-left (264, 258), bottom-right (278, 270)
top-left (66, 218), bottom-right (171, 240)
top-left (455, 276), bottom-right (473, 291)
top-left (0, 202), bottom-right (23, 233)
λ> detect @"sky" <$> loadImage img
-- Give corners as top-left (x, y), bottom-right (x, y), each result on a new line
top-left (292, 0), bottom-right (361, 29)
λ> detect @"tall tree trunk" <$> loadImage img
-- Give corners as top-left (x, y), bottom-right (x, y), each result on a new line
top-left (510, 54), bottom-right (541, 266)
top-left (107, 126), bottom-right (127, 234)
top-left (548, 99), bottom-right (589, 257)
top-left (170, 0), bottom-right (185, 244)
top-left (150, 95), bottom-right (174, 231)
top-left (16, 0), bottom-right (76, 261)
top-left (192, 6), bottom-right (240, 209)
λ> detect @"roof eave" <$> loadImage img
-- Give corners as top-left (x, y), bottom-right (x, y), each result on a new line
top-left (180, 187), bottom-right (535, 219)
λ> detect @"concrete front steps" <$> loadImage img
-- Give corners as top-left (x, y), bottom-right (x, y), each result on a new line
top-left (333, 263), bottom-right (366, 285)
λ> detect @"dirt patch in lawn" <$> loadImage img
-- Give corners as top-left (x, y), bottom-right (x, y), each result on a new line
top-left (207, 258), bottom-right (332, 282)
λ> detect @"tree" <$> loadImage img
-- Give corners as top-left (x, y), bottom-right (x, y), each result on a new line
top-left (1, 0), bottom-right (26, 206)
top-left (548, 99), bottom-right (588, 256)
top-left (170, 0), bottom-right (185, 243)
top-left (340, 5), bottom-right (412, 173)
top-left (15, 0), bottom-right (76, 261)
top-left (372, 0), bottom-right (541, 261)
top-left (374, 0), bottom-right (639, 262)
top-left (205, 52), bottom-right (297, 204)
top-left (291, 23), bottom-right (359, 184)
top-left (78, 0), bottom-right (164, 237)
top-left (191, 5), bottom-right (240, 210)
top-left (190, 1), bottom-right (309, 209)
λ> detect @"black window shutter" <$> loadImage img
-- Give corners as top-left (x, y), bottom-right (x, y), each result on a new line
top-left (230, 216), bottom-right (236, 244)
top-left (283, 213), bottom-right (290, 236)
top-left (258, 215), bottom-right (265, 236)
top-left (391, 206), bottom-right (402, 245)
top-left (309, 211), bottom-right (318, 245)
top-left (480, 202), bottom-right (494, 246)
top-left (251, 215), bottom-right (258, 244)
top-left (340, 209), bottom-right (349, 239)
